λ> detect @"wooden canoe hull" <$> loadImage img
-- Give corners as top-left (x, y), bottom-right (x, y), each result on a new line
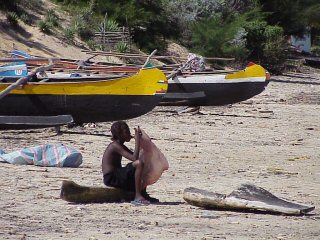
top-left (161, 81), bottom-right (268, 106)
top-left (0, 94), bottom-right (163, 126)
top-left (0, 68), bottom-right (167, 128)
top-left (161, 64), bottom-right (270, 106)
top-left (305, 58), bottom-right (320, 68)
top-left (60, 180), bottom-right (134, 203)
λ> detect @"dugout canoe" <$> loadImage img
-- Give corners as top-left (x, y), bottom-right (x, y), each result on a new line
top-left (0, 67), bottom-right (167, 129)
top-left (60, 180), bottom-right (135, 203)
top-left (160, 63), bottom-right (270, 106)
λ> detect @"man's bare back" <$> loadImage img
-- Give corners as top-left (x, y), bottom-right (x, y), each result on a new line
top-left (102, 142), bottom-right (132, 175)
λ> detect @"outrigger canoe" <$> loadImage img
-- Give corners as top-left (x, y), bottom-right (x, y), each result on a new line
top-left (161, 63), bottom-right (270, 106)
top-left (0, 67), bottom-right (167, 129)
top-left (1, 51), bottom-right (270, 107)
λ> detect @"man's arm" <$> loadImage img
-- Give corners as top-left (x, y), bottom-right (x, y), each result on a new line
top-left (113, 141), bottom-right (139, 162)
top-left (132, 126), bottom-right (141, 160)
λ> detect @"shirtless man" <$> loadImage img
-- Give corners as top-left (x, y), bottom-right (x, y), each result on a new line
top-left (102, 121), bottom-right (158, 204)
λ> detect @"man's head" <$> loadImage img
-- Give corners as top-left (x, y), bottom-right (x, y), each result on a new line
top-left (111, 121), bottom-right (131, 142)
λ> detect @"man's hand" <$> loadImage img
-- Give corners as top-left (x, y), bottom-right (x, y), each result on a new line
top-left (134, 126), bottom-right (142, 141)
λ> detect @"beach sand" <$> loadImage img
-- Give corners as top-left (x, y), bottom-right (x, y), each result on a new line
top-left (1, 72), bottom-right (319, 239)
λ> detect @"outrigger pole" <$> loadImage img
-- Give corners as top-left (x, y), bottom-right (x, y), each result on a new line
top-left (142, 49), bottom-right (158, 68)
top-left (0, 57), bottom-right (59, 63)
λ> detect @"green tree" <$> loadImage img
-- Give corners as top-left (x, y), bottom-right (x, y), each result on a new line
top-left (94, 0), bottom-right (175, 51)
top-left (0, 0), bottom-right (20, 10)
top-left (191, 1), bottom-right (262, 59)
top-left (54, 0), bottom-right (176, 51)
top-left (259, 0), bottom-right (320, 35)
top-left (192, 14), bottom-right (247, 58)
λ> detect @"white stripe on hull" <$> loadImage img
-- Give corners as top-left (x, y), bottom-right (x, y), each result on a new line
top-left (169, 75), bottom-right (266, 84)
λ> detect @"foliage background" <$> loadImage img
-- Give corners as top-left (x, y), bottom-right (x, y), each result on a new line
top-left (1, 0), bottom-right (320, 71)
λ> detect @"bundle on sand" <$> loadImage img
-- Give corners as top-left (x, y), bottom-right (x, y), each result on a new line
top-left (60, 180), bottom-right (134, 203)
top-left (0, 144), bottom-right (82, 167)
top-left (183, 184), bottom-right (315, 215)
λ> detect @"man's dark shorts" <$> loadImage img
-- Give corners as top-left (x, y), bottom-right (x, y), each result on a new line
top-left (103, 163), bottom-right (135, 192)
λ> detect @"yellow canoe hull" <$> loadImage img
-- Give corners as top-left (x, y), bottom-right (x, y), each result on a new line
top-left (0, 68), bottom-right (168, 126)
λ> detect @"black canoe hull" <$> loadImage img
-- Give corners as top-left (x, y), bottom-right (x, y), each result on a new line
top-left (160, 81), bottom-right (269, 106)
top-left (305, 58), bottom-right (320, 68)
top-left (0, 94), bottom-right (163, 129)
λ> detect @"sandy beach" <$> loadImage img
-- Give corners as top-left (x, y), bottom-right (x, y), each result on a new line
top-left (1, 71), bottom-right (319, 240)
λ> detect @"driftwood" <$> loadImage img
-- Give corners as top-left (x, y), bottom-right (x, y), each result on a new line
top-left (183, 184), bottom-right (315, 215)
top-left (60, 180), bottom-right (134, 203)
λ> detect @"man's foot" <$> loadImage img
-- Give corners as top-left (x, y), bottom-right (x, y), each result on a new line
top-left (142, 190), bottom-right (160, 203)
top-left (131, 198), bottom-right (150, 205)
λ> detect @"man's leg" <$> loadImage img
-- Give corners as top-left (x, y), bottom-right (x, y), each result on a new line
top-left (132, 160), bottom-right (149, 202)
top-left (141, 189), bottom-right (159, 203)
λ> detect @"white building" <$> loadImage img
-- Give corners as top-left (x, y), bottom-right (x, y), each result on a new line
top-left (290, 29), bottom-right (311, 53)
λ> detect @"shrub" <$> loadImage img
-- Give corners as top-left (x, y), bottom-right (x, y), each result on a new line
top-left (86, 39), bottom-right (97, 50)
top-left (7, 11), bottom-right (19, 26)
top-left (98, 44), bottom-right (105, 51)
top-left (192, 14), bottom-right (248, 60)
top-left (46, 9), bottom-right (59, 27)
top-left (225, 28), bottom-right (249, 62)
top-left (78, 27), bottom-right (94, 41)
top-left (37, 20), bottom-right (51, 33)
top-left (20, 13), bottom-right (31, 25)
top-left (63, 27), bottom-right (75, 42)
top-left (71, 15), bottom-right (85, 33)
top-left (244, 20), bottom-right (268, 61)
top-left (311, 46), bottom-right (320, 56)
top-left (116, 41), bottom-right (129, 53)
top-left (69, 10), bottom-right (95, 41)
top-left (1, 0), bottom-right (19, 11)
top-left (98, 18), bottom-right (119, 32)
top-left (244, 21), bottom-right (287, 72)
top-left (263, 25), bottom-right (287, 66)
